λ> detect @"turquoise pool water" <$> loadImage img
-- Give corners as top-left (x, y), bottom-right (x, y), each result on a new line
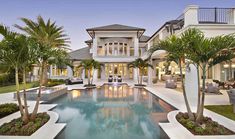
top-left (51, 84), bottom-right (175, 139)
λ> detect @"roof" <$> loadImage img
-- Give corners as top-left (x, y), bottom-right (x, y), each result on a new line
top-left (69, 47), bottom-right (92, 60)
top-left (86, 24), bottom-right (145, 31)
top-left (147, 19), bottom-right (184, 42)
top-left (139, 35), bottom-right (150, 42)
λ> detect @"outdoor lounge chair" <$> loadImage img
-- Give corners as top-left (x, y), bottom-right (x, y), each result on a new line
top-left (117, 75), bottom-right (122, 82)
top-left (165, 79), bottom-right (177, 89)
top-left (206, 83), bottom-right (219, 93)
top-left (108, 75), bottom-right (113, 82)
top-left (227, 89), bottom-right (235, 113)
top-left (65, 77), bottom-right (83, 85)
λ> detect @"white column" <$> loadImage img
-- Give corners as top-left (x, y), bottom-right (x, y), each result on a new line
top-left (67, 66), bottom-right (73, 78)
top-left (93, 37), bottom-right (98, 57)
top-left (147, 60), bottom-right (153, 85)
top-left (49, 65), bottom-right (53, 78)
top-left (133, 68), bottom-right (138, 82)
top-left (134, 37), bottom-right (139, 57)
top-left (82, 69), bottom-right (85, 79)
top-left (229, 8), bottom-right (235, 24)
top-left (213, 64), bottom-right (221, 80)
top-left (107, 43), bottom-right (109, 55)
top-left (184, 5), bottom-right (199, 27)
top-left (93, 69), bottom-right (98, 83)
top-left (101, 65), bottom-right (105, 80)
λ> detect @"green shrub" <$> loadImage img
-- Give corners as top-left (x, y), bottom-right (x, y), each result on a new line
top-left (186, 121), bottom-right (195, 129)
top-left (0, 103), bottom-right (19, 118)
top-left (0, 113), bottom-right (50, 136)
top-left (195, 126), bottom-right (204, 134)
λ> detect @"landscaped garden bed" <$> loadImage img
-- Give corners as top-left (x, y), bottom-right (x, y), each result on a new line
top-left (176, 112), bottom-right (234, 135)
top-left (0, 103), bottom-right (19, 119)
top-left (0, 112), bottom-right (49, 136)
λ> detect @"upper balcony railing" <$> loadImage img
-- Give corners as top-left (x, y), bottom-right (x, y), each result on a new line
top-left (175, 7), bottom-right (235, 27)
top-left (198, 8), bottom-right (234, 24)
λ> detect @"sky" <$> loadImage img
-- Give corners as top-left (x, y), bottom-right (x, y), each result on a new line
top-left (0, 0), bottom-right (234, 50)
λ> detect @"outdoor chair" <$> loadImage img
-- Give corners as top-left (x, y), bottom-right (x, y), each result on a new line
top-left (108, 75), bottom-right (113, 82)
top-left (165, 79), bottom-right (177, 89)
top-left (65, 77), bottom-right (83, 85)
top-left (227, 89), bottom-right (235, 113)
top-left (117, 75), bottom-right (122, 82)
top-left (206, 83), bottom-right (219, 93)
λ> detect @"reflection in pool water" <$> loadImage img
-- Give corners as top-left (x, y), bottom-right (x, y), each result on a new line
top-left (51, 84), bottom-right (175, 139)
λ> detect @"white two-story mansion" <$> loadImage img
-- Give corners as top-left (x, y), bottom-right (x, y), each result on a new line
top-left (42, 5), bottom-right (235, 84)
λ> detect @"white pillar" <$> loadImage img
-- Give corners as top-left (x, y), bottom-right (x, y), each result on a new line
top-left (229, 8), bottom-right (235, 24)
top-left (148, 60), bottom-right (153, 86)
top-left (93, 69), bottom-right (98, 83)
top-left (93, 37), bottom-right (98, 57)
top-left (213, 64), bottom-right (221, 80)
top-left (67, 66), bottom-right (73, 78)
top-left (49, 65), bottom-right (53, 78)
top-left (133, 68), bottom-right (138, 82)
top-left (82, 69), bottom-right (85, 79)
top-left (184, 5), bottom-right (199, 27)
top-left (134, 37), bottom-right (139, 57)
top-left (101, 65), bottom-right (105, 80)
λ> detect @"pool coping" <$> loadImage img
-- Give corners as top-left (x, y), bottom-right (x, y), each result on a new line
top-left (145, 86), bottom-right (235, 139)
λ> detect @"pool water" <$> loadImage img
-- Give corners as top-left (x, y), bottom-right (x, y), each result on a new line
top-left (50, 84), bottom-right (175, 139)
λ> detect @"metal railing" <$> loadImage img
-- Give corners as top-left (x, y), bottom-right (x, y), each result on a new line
top-left (198, 8), bottom-right (234, 24)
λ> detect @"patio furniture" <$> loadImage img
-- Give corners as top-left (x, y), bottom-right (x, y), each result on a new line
top-left (161, 75), bottom-right (172, 81)
top-left (165, 79), bottom-right (177, 89)
top-left (117, 75), bottom-right (122, 82)
top-left (206, 83), bottom-right (219, 93)
top-left (65, 77), bottom-right (83, 85)
top-left (108, 75), bottom-right (113, 82)
top-left (227, 89), bottom-right (235, 113)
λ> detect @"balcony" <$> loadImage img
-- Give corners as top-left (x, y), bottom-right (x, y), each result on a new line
top-left (176, 6), bottom-right (235, 27)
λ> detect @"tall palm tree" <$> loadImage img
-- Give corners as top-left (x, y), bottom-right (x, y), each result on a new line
top-left (128, 58), bottom-right (153, 85)
top-left (15, 16), bottom-right (70, 119)
top-left (181, 28), bottom-right (235, 122)
top-left (148, 35), bottom-right (194, 120)
top-left (0, 25), bottom-right (29, 122)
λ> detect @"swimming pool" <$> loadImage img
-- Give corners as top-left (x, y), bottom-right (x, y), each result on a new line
top-left (50, 84), bottom-right (175, 139)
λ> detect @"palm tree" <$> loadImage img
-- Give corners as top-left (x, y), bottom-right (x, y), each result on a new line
top-left (128, 58), bottom-right (153, 85)
top-left (15, 16), bottom-right (70, 119)
top-left (78, 59), bottom-right (102, 86)
top-left (148, 35), bottom-right (194, 120)
top-left (0, 25), bottom-right (29, 122)
top-left (78, 60), bottom-right (94, 85)
top-left (181, 28), bottom-right (235, 122)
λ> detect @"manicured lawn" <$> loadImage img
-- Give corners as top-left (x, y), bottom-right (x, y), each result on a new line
top-left (205, 105), bottom-right (235, 121)
top-left (0, 82), bottom-right (38, 94)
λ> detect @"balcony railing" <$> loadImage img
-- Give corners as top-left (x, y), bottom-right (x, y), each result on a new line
top-left (198, 8), bottom-right (234, 24)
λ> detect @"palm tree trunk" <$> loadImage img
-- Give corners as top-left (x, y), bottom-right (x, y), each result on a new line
top-left (88, 69), bottom-right (91, 85)
top-left (15, 67), bottom-right (25, 118)
top-left (196, 65), bottom-right (201, 114)
top-left (31, 62), bottom-right (44, 120)
top-left (229, 61), bottom-right (233, 80)
top-left (42, 63), bottom-right (48, 85)
top-left (179, 60), bottom-right (194, 120)
top-left (196, 64), bottom-right (206, 122)
top-left (22, 68), bottom-right (29, 123)
top-left (140, 69), bottom-right (143, 85)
